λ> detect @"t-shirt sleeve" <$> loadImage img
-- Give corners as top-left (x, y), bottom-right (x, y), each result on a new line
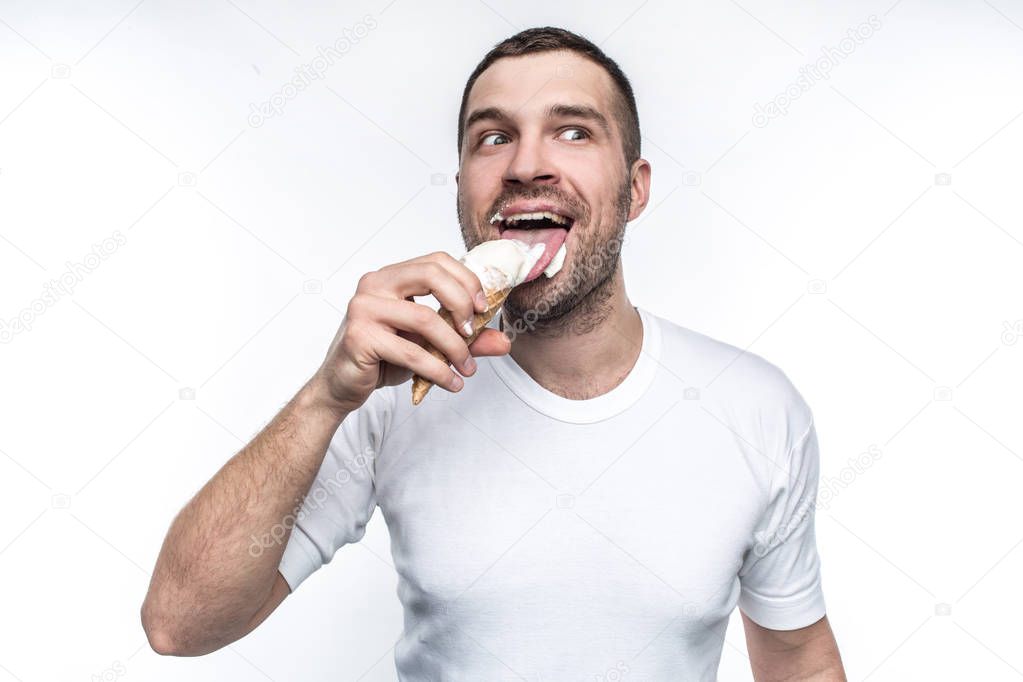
top-left (738, 417), bottom-right (826, 630)
top-left (277, 386), bottom-right (394, 592)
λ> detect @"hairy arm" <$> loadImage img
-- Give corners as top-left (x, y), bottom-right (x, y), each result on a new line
top-left (141, 378), bottom-right (348, 656)
top-left (140, 251), bottom-right (505, 656)
top-left (742, 613), bottom-right (846, 681)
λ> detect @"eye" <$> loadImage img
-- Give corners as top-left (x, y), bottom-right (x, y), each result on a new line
top-left (480, 132), bottom-right (510, 146)
top-left (558, 127), bottom-right (589, 141)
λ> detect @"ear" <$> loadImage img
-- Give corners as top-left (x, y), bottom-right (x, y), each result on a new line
top-left (455, 171), bottom-right (459, 186)
top-left (626, 158), bottom-right (651, 222)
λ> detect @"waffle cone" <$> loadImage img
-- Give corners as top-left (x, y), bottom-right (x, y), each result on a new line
top-left (411, 287), bottom-right (511, 405)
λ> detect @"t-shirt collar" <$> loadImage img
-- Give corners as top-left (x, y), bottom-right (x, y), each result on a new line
top-left (485, 306), bottom-right (662, 424)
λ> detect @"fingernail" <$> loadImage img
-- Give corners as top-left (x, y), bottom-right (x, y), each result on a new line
top-left (463, 356), bottom-right (477, 374)
top-left (461, 320), bottom-right (474, 337)
top-left (450, 374), bottom-right (464, 390)
top-left (474, 291), bottom-right (487, 312)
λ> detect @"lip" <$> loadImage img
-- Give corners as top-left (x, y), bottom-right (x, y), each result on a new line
top-left (490, 200), bottom-right (577, 232)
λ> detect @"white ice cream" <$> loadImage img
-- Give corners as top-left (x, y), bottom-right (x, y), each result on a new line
top-left (460, 239), bottom-right (545, 292)
top-left (460, 239), bottom-right (568, 292)
top-left (543, 243), bottom-right (567, 278)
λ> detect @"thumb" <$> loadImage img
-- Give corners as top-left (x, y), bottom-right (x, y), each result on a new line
top-left (468, 328), bottom-right (511, 357)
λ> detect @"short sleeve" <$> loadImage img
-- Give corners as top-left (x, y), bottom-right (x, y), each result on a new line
top-left (277, 386), bottom-right (394, 592)
top-left (738, 418), bottom-right (826, 630)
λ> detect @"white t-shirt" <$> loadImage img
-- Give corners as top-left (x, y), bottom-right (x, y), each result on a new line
top-left (279, 307), bottom-right (826, 680)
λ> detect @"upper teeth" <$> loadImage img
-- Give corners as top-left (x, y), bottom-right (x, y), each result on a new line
top-left (491, 211), bottom-right (571, 226)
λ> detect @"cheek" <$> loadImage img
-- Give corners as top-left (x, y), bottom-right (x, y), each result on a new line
top-left (566, 225), bottom-right (581, 253)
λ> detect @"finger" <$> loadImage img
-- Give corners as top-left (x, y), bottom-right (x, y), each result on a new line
top-left (417, 251), bottom-right (489, 314)
top-left (369, 296), bottom-right (477, 376)
top-left (396, 328), bottom-right (424, 347)
top-left (468, 328), bottom-right (512, 357)
top-left (387, 250), bottom-right (488, 311)
top-left (371, 329), bottom-right (465, 392)
top-left (375, 260), bottom-right (480, 337)
top-left (389, 251), bottom-right (486, 301)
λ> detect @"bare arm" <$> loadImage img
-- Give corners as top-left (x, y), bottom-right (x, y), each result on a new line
top-left (742, 612), bottom-right (846, 681)
top-left (141, 380), bottom-right (351, 656)
top-left (140, 252), bottom-right (509, 656)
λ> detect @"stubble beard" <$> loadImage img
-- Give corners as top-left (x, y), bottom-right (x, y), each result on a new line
top-left (457, 176), bottom-right (632, 338)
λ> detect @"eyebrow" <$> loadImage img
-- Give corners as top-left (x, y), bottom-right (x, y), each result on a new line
top-left (464, 103), bottom-right (612, 137)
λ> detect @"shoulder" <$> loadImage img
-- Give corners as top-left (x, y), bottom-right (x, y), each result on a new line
top-left (647, 310), bottom-right (814, 451)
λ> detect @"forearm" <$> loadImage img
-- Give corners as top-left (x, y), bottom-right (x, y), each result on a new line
top-left (141, 377), bottom-right (348, 654)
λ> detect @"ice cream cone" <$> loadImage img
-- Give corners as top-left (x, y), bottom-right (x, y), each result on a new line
top-left (411, 286), bottom-right (510, 405)
top-left (409, 236), bottom-right (565, 405)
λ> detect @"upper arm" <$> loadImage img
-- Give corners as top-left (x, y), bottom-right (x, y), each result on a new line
top-left (738, 419), bottom-right (826, 630)
top-left (275, 391), bottom-right (389, 592)
top-left (741, 612), bottom-right (846, 681)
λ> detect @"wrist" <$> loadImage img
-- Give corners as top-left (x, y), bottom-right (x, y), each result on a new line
top-left (297, 375), bottom-right (351, 425)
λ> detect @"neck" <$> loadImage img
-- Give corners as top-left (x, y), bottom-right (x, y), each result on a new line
top-left (500, 265), bottom-right (643, 400)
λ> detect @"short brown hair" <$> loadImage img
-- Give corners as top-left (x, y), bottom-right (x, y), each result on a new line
top-left (457, 27), bottom-right (641, 167)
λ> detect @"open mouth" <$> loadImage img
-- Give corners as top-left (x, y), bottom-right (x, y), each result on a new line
top-left (495, 211), bottom-right (574, 231)
top-left (492, 210), bottom-right (574, 282)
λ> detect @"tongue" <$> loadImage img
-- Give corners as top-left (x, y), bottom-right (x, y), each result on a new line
top-left (501, 227), bottom-right (568, 282)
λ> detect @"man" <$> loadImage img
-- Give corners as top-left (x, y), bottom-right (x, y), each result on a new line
top-left (142, 27), bottom-right (846, 680)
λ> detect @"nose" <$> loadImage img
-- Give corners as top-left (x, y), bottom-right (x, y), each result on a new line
top-left (503, 131), bottom-right (559, 187)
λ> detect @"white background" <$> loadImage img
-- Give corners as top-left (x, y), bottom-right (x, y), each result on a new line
top-left (1, 1), bottom-right (1022, 680)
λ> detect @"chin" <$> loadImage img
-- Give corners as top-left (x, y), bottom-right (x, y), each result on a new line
top-left (506, 271), bottom-right (572, 318)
